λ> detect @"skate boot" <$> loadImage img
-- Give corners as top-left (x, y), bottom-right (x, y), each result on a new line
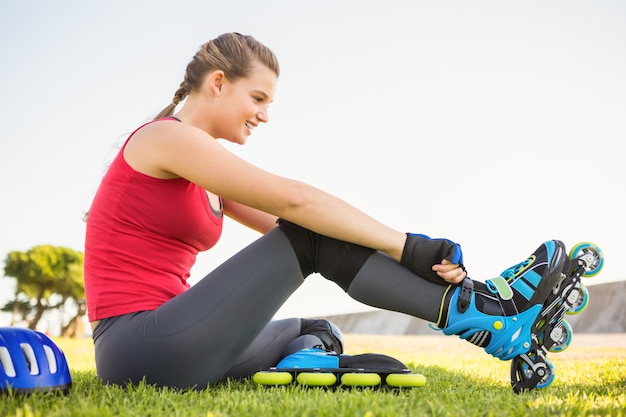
top-left (433, 240), bottom-right (571, 389)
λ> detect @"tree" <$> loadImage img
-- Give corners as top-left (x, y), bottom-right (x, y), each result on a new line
top-left (2, 245), bottom-right (85, 337)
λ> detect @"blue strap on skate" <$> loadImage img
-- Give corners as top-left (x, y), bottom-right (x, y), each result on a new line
top-left (275, 348), bottom-right (411, 373)
top-left (276, 348), bottom-right (339, 369)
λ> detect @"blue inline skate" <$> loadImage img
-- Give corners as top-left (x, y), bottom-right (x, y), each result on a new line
top-left (255, 319), bottom-right (426, 389)
top-left (433, 240), bottom-right (603, 393)
top-left (253, 348), bottom-right (426, 389)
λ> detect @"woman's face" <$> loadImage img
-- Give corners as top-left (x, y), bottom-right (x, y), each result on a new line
top-left (212, 63), bottom-right (277, 145)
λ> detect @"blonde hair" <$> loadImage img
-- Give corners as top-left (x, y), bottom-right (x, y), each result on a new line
top-left (155, 33), bottom-right (280, 120)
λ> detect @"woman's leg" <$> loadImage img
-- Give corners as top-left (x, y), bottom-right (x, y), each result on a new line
top-left (278, 219), bottom-right (449, 323)
top-left (221, 318), bottom-right (342, 379)
top-left (95, 228), bottom-right (306, 389)
top-left (220, 318), bottom-right (301, 380)
top-left (95, 220), bottom-right (443, 390)
top-left (95, 219), bottom-right (563, 390)
top-left (278, 220), bottom-right (574, 366)
top-left (346, 251), bottom-right (447, 323)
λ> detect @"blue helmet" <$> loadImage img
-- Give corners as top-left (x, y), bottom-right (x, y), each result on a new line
top-left (0, 327), bottom-right (72, 394)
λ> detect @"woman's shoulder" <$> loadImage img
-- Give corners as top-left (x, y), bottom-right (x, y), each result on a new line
top-left (123, 116), bottom-right (240, 184)
top-left (123, 118), bottom-right (210, 179)
top-left (131, 117), bottom-right (206, 141)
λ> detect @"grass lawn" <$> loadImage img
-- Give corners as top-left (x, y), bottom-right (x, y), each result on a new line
top-left (1, 333), bottom-right (625, 417)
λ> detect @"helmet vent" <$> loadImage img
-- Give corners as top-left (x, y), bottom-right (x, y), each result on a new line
top-left (0, 346), bottom-right (16, 377)
top-left (19, 343), bottom-right (39, 375)
top-left (43, 345), bottom-right (58, 374)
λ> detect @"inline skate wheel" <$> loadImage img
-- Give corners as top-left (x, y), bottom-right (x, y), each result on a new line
top-left (296, 372), bottom-right (337, 387)
top-left (548, 320), bottom-right (573, 353)
top-left (253, 371), bottom-right (293, 385)
top-left (535, 358), bottom-right (555, 389)
top-left (385, 373), bottom-right (427, 387)
top-left (537, 359), bottom-right (554, 389)
top-left (340, 373), bottom-right (381, 387)
top-left (519, 356), bottom-right (555, 389)
top-left (569, 242), bottom-right (604, 277)
top-left (566, 283), bottom-right (590, 315)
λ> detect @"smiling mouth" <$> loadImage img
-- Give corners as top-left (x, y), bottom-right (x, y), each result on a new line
top-left (244, 121), bottom-right (253, 130)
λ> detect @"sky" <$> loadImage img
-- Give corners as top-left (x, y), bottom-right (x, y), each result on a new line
top-left (0, 0), bottom-right (625, 329)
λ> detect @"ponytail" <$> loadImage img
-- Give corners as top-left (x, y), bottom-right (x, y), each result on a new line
top-left (154, 83), bottom-right (189, 120)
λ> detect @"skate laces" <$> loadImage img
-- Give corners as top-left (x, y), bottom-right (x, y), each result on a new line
top-left (501, 256), bottom-right (534, 281)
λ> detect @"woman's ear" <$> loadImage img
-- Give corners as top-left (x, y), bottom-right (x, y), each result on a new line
top-left (205, 70), bottom-right (225, 96)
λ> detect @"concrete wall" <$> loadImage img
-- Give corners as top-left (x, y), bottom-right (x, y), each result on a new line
top-left (321, 281), bottom-right (626, 335)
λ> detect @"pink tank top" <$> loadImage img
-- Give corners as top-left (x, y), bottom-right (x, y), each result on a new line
top-left (84, 119), bottom-right (223, 321)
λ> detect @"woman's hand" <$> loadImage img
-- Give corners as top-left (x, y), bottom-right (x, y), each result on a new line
top-left (432, 259), bottom-right (467, 284)
top-left (400, 233), bottom-right (465, 285)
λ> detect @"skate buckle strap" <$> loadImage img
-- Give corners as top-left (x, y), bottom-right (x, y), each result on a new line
top-left (486, 276), bottom-right (514, 300)
top-left (457, 278), bottom-right (474, 313)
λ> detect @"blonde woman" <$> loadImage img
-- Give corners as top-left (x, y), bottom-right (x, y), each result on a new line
top-left (85, 33), bottom-right (569, 390)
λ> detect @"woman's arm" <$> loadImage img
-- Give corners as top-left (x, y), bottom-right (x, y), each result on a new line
top-left (223, 198), bottom-right (278, 234)
top-left (124, 119), bottom-right (466, 284)
top-left (125, 120), bottom-right (406, 260)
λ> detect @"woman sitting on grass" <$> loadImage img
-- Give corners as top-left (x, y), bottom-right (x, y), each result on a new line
top-left (84, 32), bottom-right (567, 390)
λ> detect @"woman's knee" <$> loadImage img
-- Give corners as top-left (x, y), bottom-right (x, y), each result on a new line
top-left (277, 219), bottom-right (376, 290)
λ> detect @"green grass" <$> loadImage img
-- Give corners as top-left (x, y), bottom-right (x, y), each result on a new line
top-left (1, 335), bottom-right (625, 417)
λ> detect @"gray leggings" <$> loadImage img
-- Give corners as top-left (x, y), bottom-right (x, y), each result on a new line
top-left (93, 227), bottom-right (447, 390)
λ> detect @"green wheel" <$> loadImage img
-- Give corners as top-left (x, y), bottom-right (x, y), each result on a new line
top-left (340, 373), bottom-right (382, 387)
top-left (549, 320), bottom-right (573, 353)
top-left (296, 372), bottom-right (337, 387)
top-left (569, 242), bottom-right (604, 277)
top-left (566, 283), bottom-right (589, 315)
top-left (385, 373), bottom-right (427, 388)
top-left (253, 371), bottom-right (293, 386)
